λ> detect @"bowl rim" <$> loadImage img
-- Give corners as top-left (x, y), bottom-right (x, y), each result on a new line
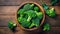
top-left (15, 1), bottom-right (45, 31)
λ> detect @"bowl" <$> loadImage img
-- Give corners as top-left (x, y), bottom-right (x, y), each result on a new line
top-left (16, 1), bottom-right (45, 31)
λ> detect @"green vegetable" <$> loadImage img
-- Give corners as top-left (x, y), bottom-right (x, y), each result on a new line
top-left (17, 3), bottom-right (43, 28)
top-left (51, 0), bottom-right (58, 6)
top-left (42, 3), bottom-right (49, 10)
top-left (46, 8), bottom-right (56, 17)
top-left (8, 20), bottom-right (17, 30)
top-left (41, 2), bottom-right (56, 17)
top-left (23, 4), bottom-right (34, 11)
top-left (29, 18), bottom-right (40, 28)
top-left (17, 9), bottom-right (25, 16)
top-left (25, 10), bottom-right (36, 22)
top-left (34, 6), bottom-right (39, 12)
top-left (18, 16), bottom-right (31, 28)
top-left (35, 11), bottom-right (43, 20)
top-left (43, 23), bottom-right (50, 31)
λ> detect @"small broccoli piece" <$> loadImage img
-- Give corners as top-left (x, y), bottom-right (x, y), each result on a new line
top-left (17, 9), bottom-right (25, 16)
top-left (25, 10), bottom-right (36, 22)
top-left (43, 23), bottom-right (50, 31)
top-left (46, 8), bottom-right (56, 17)
top-left (8, 20), bottom-right (17, 30)
top-left (34, 6), bottom-right (39, 12)
top-left (29, 18), bottom-right (40, 28)
top-left (23, 4), bottom-right (34, 11)
top-left (35, 11), bottom-right (43, 20)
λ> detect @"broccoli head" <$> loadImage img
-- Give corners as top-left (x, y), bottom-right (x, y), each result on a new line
top-left (29, 18), bottom-right (40, 28)
top-left (34, 6), bottom-right (39, 12)
top-left (35, 11), bottom-right (43, 20)
top-left (23, 4), bottom-right (34, 11)
top-left (25, 10), bottom-right (36, 22)
top-left (18, 16), bottom-right (31, 28)
top-left (17, 9), bottom-right (25, 16)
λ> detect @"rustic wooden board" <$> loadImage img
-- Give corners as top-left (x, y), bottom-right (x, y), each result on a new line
top-left (0, 27), bottom-right (60, 34)
top-left (0, 0), bottom-right (60, 6)
top-left (0, 0), bottom-right (60, 34)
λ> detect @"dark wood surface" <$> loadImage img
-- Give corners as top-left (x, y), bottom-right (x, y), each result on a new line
top-left (0, 0), bottom-right (60, 34)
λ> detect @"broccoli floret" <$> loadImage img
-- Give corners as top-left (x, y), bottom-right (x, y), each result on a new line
top-left (18, 16), bottom-right (31, 28)
top-left (25, 10), bottom-right (36, 22)
top-left (8, 20), bottom-right (17, 30)
top-left (43, 23), bottom-right (50, 31)
top-left (34, 6), bottom-right (39, 12)
top-left (17, 9), bottom-right (25, 16)
top-left (46, 8), bottom-right (56, 17)
top-left (29, 18), bottom-right (40, 28)
top-left (35, 11), bottom-right (43, 20)
top-left (17, 16), bottom-right (23, 23)
top-left (23, 4), bottom-right (34, 11)
top-left (21, 18), bottom-right (31, 28)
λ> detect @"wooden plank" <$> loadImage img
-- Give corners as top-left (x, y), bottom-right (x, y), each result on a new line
top-left (0, 0), bottom-right (23, 6)
top-left (45, 15), bottom-right (60, 27)
top-left (0, 15), bottom-right (16, 27)
top-left (0, 0), bottom-right (40, 6)
top-left (0, 6), bottom-right (19, 15)
top-left (0, 6), bottom-right (60, 15)
top-left (0, 27), bottom-right (60, 34)
top-left (0, 0), bottom-right (60, 6)
top-left (0, 27), bottom-right (14, 34)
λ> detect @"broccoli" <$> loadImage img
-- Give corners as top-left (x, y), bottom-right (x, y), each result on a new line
top-left (25, 10), bottom-right (36, 22)
top-left (17, 16), bottom-right (23, 23)
top-left (23, 4), bottom-right (34, 11)
top-left (29, 18), bottom-right (40, 28)
top-left (35, 11), bottom-right (43, 20)
top-left (34, 6), bottom-right (39, 12)
top-left (8, 20), bottom-right (17, 30)
top-left (17, 3), bottom-right (43, 28)
top-left (46, 8), bottom-right (56, 17)
top-left (18, 16), bottom-right (31, 28)
top-left (17, 9), bottom-right (25, 16)
top-left (43, 23), bottom-right (50, 31)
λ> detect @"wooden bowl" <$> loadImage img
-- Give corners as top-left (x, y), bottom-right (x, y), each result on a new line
top-left (16, 1), bottom-right (45, 31)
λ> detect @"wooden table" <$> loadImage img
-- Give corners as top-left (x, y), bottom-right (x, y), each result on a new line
top-left (0, 0), bottom-right (60, 34)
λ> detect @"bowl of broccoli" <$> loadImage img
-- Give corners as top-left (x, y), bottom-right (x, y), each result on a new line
top-left (16, 1), bottom-right (45, 31)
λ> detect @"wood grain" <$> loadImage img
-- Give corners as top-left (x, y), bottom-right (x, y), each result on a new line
top-left (0, 27), bottom-right (60, 34)
top-left (0, 0), bottom-right (60, 34)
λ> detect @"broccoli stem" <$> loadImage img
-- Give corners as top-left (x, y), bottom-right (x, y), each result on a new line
top-left (29, 23), bottom-right (35, 28)
top-left (27, 16), bottom-right (31, 22)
